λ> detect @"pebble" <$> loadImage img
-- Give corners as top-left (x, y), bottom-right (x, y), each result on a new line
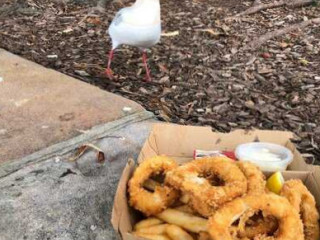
top-left (122, 107), bottom-right (132, 113)
top-left (87, 30), bottom-right (95, 37)
top-left (54, 157), bottom-right (61, 163)
top-left (0, 129), bottom-right (7, 135)
top-left (47, 55), bottom-right (58, 59)
top-left (75, 70), bottom-right (90, 77)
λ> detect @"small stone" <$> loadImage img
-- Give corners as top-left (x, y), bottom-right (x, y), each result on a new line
top-left (275, 21), bottom-right (285, 26)
top-left (276, 54), bottom-right (286, 59)
top-left (75, 70), bottom-right (90, 77)
top-left (233, 84), bottom-right (245, 91)
top-left (47, 55), bottom-right (58, 59)
top-left (90, 225), bottom-right (96, 231)
top-left (87, 30), bottom-right (95, 37)
top-left (222, 72), bottom-right (231, 78)
top-left (159, 76), bottom-right (170, 83)
top-left (0, 129), bottom-right (7, 135)
top-left (196, 108), bottom-right (205, 113)
top-left (231, 48), bottom-right (238, 54)
top-left (261, 52), bottom-right (271, 59)
top-left (315, 76), bottom-right (320, 81)
top-left (306, 45), bottom-right (313, 51)
top-left (55, 157), bottom-right (61, 163)
top-left (63, 28), bottom-right (73, 34)
top-left (279, 42), bottom-right (288, 48)
top-left (222, 54), bottom-right (231, 62)
top-left (139, 87), bottom-right (149, 94)
top-left (122, 107), bottom-right (132, 113)
top-left (245, 100), bottom-right (255, 109)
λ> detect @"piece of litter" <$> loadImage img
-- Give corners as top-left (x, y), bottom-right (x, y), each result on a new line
top-left (161, 31), bottom-right (179, 37)
top-left (0, 77), bottom-right (3, 83)
top-left (62, 28), bottom-right (73, 34)
top-left (122, 107), bottom-right (132, 112)
top-left (55, 157), bottom-right (61, 163)
top-left (0, 129), bottom-right (7, 135)
top-left (75, 70), bottom-right (90, 77)
top-left (47, 55), bottom-right (58, 59)
top-left (90, 225), bottom-right (97, 231)
top-left (41, 125), bottom-right (49, 129)
top-left (14, 99), bottom-right (30, 107)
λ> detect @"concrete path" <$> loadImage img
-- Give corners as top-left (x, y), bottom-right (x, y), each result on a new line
top-left (0, 119), bottom-right (156, 240)
top-left (0, 49), bottom-right (156, 240)
top-left (0, 49), bottom-right (144, 163)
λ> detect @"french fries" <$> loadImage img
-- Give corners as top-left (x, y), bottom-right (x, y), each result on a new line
top-left (165, 225), bottom-right (194, 240)
top-left (197, 232), bottom-right (211, 240)
top-left (133, 232), bottom-right (171, 240)
top-left (136, 224), bottom-right (169, 235)
top-left (174, 205), bottom-right (196, 215)
top-left (132, 206), bottom-right (207, 240)
top-left (134, 218), bottom-right (164, 231)
top-left (156, 209), bottom-right (207, 233)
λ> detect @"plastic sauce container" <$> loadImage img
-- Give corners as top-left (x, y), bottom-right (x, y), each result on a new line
top-left (235, 142), bottom-right (293, 172)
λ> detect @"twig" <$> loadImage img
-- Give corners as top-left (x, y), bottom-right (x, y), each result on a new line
top-left (246, 18), bottom-right (320, 50)
top-left (235, 0), bottom-right (315, 17)
top-left (253, 0), bottom-right (262, 6)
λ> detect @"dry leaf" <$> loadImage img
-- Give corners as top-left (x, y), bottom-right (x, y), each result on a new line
top-left (299, 58), bottom-right (309, 66)
top-left (69, 144), bottom-right (105, 163)
top-left (97, 151), bottom-right (105, 163)
top-left (86, 17), bottom-right (101, 25)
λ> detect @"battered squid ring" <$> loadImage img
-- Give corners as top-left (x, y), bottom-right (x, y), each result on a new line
top-left (128, 156), bottom-right (179, 216)
top-left (235, 209), bottom-right (278, 238)
top-left (236, 161), bottom-right (267, 194)
top-left (280, 179), bottom-right (320, 240)
top-left (208, 194), bottom-right (304, 240)
top-left (165, 157), bottom-right (247, 217)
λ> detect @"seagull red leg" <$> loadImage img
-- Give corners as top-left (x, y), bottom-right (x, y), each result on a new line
top-left (142, 51), bottom-right (151, 82)
top-left (105, 49), bottom-right (114, 79)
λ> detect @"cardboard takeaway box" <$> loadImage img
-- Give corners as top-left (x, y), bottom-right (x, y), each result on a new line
top-left (111, 123), bottom-right (320, 240)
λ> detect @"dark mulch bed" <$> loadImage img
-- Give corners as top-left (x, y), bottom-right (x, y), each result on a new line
top-left (1, 0), bottom-right (320, 164)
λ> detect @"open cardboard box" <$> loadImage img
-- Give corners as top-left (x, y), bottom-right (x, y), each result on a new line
top-left (111, 123), bottom-right (320, 240)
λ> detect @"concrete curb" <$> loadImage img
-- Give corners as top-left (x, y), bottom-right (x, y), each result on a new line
top-left (0, 111), bottom-right (155, 178)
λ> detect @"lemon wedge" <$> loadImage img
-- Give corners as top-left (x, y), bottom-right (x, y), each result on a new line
top-left (266, 171), bottom-right (284, 194)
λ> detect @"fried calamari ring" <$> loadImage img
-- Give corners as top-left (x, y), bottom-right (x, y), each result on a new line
top-left (280, 179), bottom-right (320, 240)
top-left (166, 157), bottom-right (247, 217)
top-left (128, 156), bottom-right (179, 216)
top-left (237, 161), bottom-right (266, 194)
top-left (208, 194), bottom-right (304, 240)
top-left (236, 209), bottom-right (278, 239)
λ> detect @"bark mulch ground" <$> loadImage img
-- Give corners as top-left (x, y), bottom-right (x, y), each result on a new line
top-left (1, 0), bottom-right (320, 164)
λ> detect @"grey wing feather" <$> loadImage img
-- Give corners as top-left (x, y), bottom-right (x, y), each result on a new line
top-left (112, 8), bottom-right (127, 26)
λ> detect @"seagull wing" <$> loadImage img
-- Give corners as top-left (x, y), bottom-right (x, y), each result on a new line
top-left (111, 8), bottom-right (127, 26)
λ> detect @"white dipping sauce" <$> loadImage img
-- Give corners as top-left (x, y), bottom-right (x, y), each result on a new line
top-left (253, 148), bottom-right (282, 162)
top-left (235, 142), bottom-right (293, 171)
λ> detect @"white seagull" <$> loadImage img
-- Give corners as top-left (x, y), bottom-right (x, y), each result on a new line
top-left (105, 0), bottom-right (161, 82)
